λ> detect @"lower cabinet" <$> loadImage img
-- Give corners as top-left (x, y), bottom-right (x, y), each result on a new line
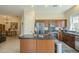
top-left (20, 39), bottom-right (36, 53)
top-left (58, 31), bottom-right (63, 41)
top-left (36, 40), bottom-right (55, 53)
top-left (63, 33), bottom-right (75, 49)
top-left (20, 39), bottom-right (55, 53)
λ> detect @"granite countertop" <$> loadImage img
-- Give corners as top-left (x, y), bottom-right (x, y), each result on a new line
top-left (64, 31), bottom-right (79, 36)
top-left (19, 34), bottom-right (54, 40)
top-left (19, 34), bottom-right (34, 39)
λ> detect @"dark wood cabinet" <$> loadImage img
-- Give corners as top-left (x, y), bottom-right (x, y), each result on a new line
top-left (58, 31), bottom-right (63, 41)
top-left (35, 19), bottom-right (67, 27)
top-left (0, 24), bottom-right (6, 43)
top-left (63, 33), bottom-right (75, 49)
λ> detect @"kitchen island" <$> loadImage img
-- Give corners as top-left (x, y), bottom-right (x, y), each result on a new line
top-left (20, 34), bottom-right (55, 53)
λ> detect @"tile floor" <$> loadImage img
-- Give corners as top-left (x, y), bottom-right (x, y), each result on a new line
top-left (0, 37), bottom-right (20, 53)
top-left (62, 37), bottom-right (79, 53)
top-left (62, 42), bottom-right (78, 53)
top-left (54, 39), bottom-right (78, 53)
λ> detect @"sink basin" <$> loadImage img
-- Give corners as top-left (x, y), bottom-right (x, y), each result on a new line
top-left (34, 34), bottom-right (50, 39)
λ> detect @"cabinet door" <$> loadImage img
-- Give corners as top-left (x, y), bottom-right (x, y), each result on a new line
top-left (63, 33), bottom-right (75, 49)
top-left (58, 31), bottom-right (63, 41)
top-left (20, 39), bottom-right (36, 53)
top-left (36, 40), bottom-right (55, 53)
top-left (68, 35), bottom-right (75, 48)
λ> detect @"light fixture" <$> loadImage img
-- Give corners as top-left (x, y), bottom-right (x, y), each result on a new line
top-left (52, 5), bottom-right (62, 7)
top-left (59, 5), bottom-right (62, 7)
top-left (53, 5), bottom-right (59, 7)
top-left (32, 5), bottom-right (34, 8)
top-left (45, 5), bottom-right (48, 8)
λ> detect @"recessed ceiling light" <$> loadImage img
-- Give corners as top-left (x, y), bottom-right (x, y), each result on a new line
top-left (52, 5), bottom-right (59, 7)
top-left (3, 16), bottom-right (7, 18)
top-left (45, 5), bottom-right (48, 8)
top-left (59, 5), bottom-right (62, 7)
top-left (52, 5), bottom-right (62, 7)
top-left (32, 5), bottom-right (34, 8)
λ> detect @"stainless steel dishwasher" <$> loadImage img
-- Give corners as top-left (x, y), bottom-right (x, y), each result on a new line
top-left (75, 36), bottom-right (79, 51)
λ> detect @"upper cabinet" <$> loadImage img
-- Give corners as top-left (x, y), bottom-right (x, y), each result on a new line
top-left (35, 19), bottom-right (67, 28)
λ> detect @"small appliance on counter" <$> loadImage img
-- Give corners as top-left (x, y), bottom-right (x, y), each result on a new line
top-left (35, 22), bottom-right (45, 39)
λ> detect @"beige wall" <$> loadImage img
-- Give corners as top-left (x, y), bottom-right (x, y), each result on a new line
top-left (0, 15), bottom-right (5, 24)
top-left (64, 5), bottom-right (79, 30)
top-left (0, 15), bottom-right (21, 35)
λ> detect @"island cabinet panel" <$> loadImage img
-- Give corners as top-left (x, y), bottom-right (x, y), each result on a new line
top-left (20, 39), bottom-right (36, 53)
top-left (36, 40), bottom-right (55, 53)
top-left (20, 39), bottom-right (55, 53)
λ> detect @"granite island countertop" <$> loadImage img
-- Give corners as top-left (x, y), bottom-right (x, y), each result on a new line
top-left (19, 34), bottom-right (34, 39)
top-left (19, 34), bottom-right (54, 40)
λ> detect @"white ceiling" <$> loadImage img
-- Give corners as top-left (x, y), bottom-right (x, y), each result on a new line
top-left (0, 5), bottom-right (74, 16)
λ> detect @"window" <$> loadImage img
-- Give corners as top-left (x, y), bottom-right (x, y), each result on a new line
top-left (70, 15), bottom-right (79, 32)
